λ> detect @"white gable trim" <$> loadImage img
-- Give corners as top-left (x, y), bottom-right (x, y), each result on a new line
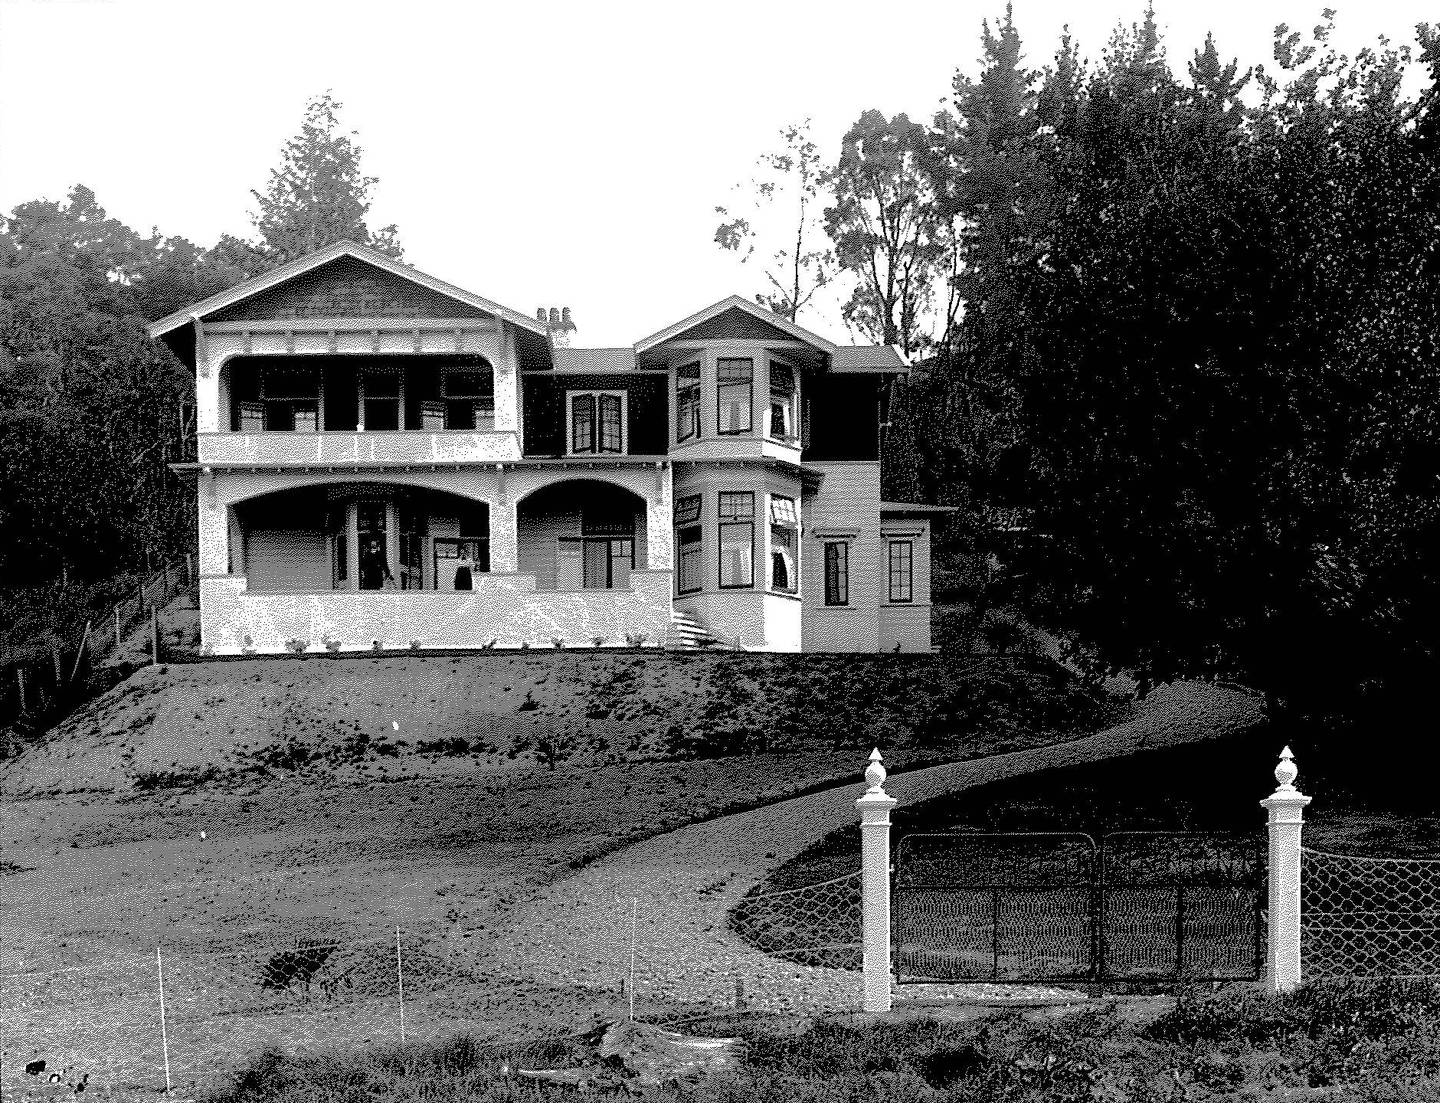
top-left (634, 295), bottom-right (837, 354)
top-left (147, 241), bottom-right (548, 339)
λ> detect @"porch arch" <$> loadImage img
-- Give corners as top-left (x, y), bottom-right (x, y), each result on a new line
top-left (515, 477), bottom-right (651, 590)
top-left (229, 482), bottom-right (494, 593)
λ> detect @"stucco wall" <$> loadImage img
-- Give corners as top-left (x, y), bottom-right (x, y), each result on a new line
top-left (880, 518), bottom-right (933, 653)
top-left (199, 569), bottom-right (673, 654)
top-left (879, 605), bottom-right (931, 653)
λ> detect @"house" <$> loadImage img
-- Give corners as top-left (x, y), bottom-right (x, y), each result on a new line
top-left (150, 241), bottom-right (948, 654)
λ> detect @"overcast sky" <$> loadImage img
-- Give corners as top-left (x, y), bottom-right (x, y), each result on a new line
top-left (1, 0), bottom-right (1434, 345)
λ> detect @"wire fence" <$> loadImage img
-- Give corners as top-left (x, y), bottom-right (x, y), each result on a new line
top-left (0, 555), bottom-right (194, 739)
top-left (1301, 847), bottom-right (1440, 980)
top-left (729, 870), bottom-right (863, 971)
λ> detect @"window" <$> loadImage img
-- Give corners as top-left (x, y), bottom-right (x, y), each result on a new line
top-left (678, 525), bottom-right (703, 594)
top-left (888, 540), bottom-right (913, 603)
top-left (824, 541), bottom-right (849, 606)
top-left (769, 496), bottom-right (798, 593)
top-left (558, 537), bottom-right (634, 589)
top-left (420, 400), bottom-right (447, 431)
top-left (235, 366), bottom-right (320, 431)
top-left (571, 393), bottom-right (595, 453)
top-left (570, 391), bottom-right (624, 454)
top-left (599, 394), bottom-right (623, 453)
top-left (717, 359), bottom-right (753, 434)
top-left (769, 361), bottom-right (797, 441)
top-left (674, 495), bottom-right (703, 595)
top-left (676, 361), bottom-right (701, 441)
top-left (361, 369), bottom-right (401, 431)
top-left (718, 491), bottom-right (754, 588)
top-left (441, 369), bottom-right (495, 431)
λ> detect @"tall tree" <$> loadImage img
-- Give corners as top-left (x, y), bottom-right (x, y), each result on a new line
top-left (250, 92), bottom-right (402, 270)
top-left (714, 119), bottom-right (834, 322)
top-left (824, 110), bottom-right (941, 357)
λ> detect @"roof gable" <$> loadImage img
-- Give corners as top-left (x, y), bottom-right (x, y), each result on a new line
top-left (635, 295), bottom-right (837, 353)
top-left (147, 241), bottom-right (547, 339)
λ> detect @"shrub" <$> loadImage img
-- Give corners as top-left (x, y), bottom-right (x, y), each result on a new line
top-left (979, 607), bottom-right (1038, 656)
top-left (322, 636), bottom-right (342, 653)
top-left (550, 637), bottom-right (565, 649)
top-left (284, 638), bottom-right (308, 654)
top-left (408, 640), bottom-right (422, 652)
top-left (625, 632), bottom-right (649, 648)
top-left (517, 690), bottom-right (538, 712)
top-left (591, 635), bottom-right (607, 648)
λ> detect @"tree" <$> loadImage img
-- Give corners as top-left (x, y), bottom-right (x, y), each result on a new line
top-left (714, 119), bottom-right (834, 321)
top-left (824, 110), bottom-right (942, 357)
top-left (250, 92), bottom-right (402, 270)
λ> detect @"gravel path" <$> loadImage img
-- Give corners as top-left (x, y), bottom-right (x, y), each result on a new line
top-left (496, 681), bottom-right (1265, 1015)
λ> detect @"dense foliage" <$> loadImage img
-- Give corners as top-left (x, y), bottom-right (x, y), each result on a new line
top-left (0, 93), bottom-right (400, 590)
top-left (724, 9), bottom-right (1440, 729)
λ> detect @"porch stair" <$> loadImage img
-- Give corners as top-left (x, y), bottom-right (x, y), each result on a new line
top-left (667, 610), bottom-right (739, 651)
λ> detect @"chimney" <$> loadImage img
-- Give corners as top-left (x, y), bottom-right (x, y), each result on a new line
top-left (539, 305), bottom-right (578, 348)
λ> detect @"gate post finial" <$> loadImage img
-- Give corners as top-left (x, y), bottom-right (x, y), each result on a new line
top-left (1262, 746), bottom-right (1312, 994)
top-left (857, 748), bottom-right (897, 1014)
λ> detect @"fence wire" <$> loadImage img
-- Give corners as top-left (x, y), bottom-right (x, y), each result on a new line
top-left (1302, 846), bottom-right (1440, 979)
top-left (729, 870), bottom-right (863, 970)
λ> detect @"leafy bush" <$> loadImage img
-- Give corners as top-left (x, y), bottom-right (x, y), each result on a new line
top-left (979, 607), bottom-right (1038, 656)
top-left (284, 638), bottom-right (308, 654)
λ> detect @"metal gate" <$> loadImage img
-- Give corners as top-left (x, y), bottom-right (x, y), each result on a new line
top-left (893, 831), bottom-right (1263, 986)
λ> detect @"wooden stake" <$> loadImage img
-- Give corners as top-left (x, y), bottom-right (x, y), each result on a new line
top-left (16, 666), bottom-right (26, 716)
top-left (151, 607), bottom-right (160, 666)
top-left (156, 946), bottom-right (172, 1092)
top-left (51, 649), bottom-right (63, 689)
top-left (115, 605), bottom-right (123, 649)
top-left (70, 620), bottom-right (92, 684)
top-left (395, 926), bottom-right (406, 1044)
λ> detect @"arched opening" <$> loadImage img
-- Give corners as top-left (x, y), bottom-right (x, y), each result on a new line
top-left (233, 484), bottom-right (490, 593)
top-left (517, 479), bottom-right (648, 591)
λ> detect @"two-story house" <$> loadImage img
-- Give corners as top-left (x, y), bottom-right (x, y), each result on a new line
top-left (151, 241), bottom-right (947, 654)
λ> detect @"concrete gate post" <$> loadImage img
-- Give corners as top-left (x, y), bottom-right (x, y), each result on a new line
top-left (1261, 746), bottom-right (1311, 994)
top-left (857, 748), bottom-right (897, 1013)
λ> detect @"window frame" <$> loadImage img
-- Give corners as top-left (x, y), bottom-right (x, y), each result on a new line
top-left (440, 367), bottom-right (496, 432)
top-left (824, 541), bottom-right (849, 606)
top-left (768, 495), bottom-right (799, 595)
top-left (887, 539), bottom-right (914, 604)
top-left (677, 524), bottom-right (703, 595)
top-left (359, 367), bottom-right (403, 432)
top-left (717, 491), bottom-right (755, 590)
top-left (716, 358), bottom-right (754, 435)
top-left (768, 359), bottom-right (799, 443)
top-left (236, 365), bottom-right (322, 432)
top-left (675, 361), bottom-right (701, 443)
top-left (568, 389), bottom-right (626, 455)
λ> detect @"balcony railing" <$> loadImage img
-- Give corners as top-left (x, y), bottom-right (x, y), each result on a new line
top-left (196, 430), bottom-right (521, 466)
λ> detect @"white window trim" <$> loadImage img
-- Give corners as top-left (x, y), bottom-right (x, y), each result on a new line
top-left (566, 389), bottom-right (628, 456)
top-left (766, 354), bottom-right (801, 444)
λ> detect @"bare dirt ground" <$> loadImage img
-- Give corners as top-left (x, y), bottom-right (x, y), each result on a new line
top-left (0, 648), bottom-right (1130, 1098)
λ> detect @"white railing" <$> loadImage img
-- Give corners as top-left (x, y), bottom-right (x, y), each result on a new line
top-left (196, 430), bottom-right (520, 466)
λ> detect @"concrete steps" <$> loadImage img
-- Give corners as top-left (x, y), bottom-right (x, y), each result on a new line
top-left (667, 610), bottom-right (738, 651)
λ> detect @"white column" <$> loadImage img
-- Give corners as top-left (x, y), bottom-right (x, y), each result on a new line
top-left (857, 748), bottom-right (897, 1013)
top-left (1261, 746), bottom-right (1311, 994)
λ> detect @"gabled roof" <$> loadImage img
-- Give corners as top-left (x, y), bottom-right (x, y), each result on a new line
top-left (634, 295), bottom-right (838, 355)
top-left (146, 240), bottom-right (549, 340)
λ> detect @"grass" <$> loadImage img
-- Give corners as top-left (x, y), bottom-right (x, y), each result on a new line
top-left (204, 981), bottom-right (1440, 1102)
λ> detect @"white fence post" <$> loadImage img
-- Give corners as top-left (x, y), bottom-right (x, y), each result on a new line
top-left (1261, 746), bottom-right (1311, 994)
top-left (857, 748), bottom-right (896, 1013)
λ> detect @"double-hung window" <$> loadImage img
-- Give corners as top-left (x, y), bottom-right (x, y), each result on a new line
top-left (718, 491), bottom-right (755, 588)
top-left (888, 540), bottom-right (914, 603)
top-left (676, 362), bottom-right (701, 442)
top-left (674, 494), bottom-right (703, 595)
top-left (570, 391), bottom-right (624, 454)
top-left (716, 359), bottom-right (753, 434)
top-left (824, 541), bottom-right (849, 606)
top-left (769, 362), bottom-right (797, 441)
top-left (769, 496), bottom-right (798, 593)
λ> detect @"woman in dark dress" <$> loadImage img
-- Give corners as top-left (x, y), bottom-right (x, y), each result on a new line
top-left (454, 551), bottom-right (474, 591)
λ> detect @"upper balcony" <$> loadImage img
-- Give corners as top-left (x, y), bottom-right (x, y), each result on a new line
top-left (202, 353), bottom-right (521, 468)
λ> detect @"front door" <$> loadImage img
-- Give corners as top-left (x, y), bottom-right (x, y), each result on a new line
top-left (357, 502), bottom-right (390, 590)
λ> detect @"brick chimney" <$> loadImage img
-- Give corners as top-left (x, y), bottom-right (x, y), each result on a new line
top-left (536, 305), bottom-right (577, 348)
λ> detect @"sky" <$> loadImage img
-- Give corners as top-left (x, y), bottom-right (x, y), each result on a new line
top-left (1, 0), bottom-right (1434, 346)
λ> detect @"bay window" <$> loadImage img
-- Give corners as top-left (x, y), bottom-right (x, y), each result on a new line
top-left (675, 494), bottom-right (703, 595)
top-left (769, 495), bottom-right (798, 593)
top-left (676, 361), bottom-right (701, 441)
top-left (718, 491), bottom-right (754, 588)
top-left (717, 359), bottom-right (753, 434)
top-left (769, 361), bottom-right (797, 441)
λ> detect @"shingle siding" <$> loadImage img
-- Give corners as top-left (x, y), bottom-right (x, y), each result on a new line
top-left (209, 257), bottom-right (489, 322)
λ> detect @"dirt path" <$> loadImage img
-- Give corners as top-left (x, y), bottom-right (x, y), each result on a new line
top-left (496, 680), bottom-right (1266, 1014)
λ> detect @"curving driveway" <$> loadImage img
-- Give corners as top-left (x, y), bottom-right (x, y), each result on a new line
top-left (495, 681), bottom-right (1266, 1014)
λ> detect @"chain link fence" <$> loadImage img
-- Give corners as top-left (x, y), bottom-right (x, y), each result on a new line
top-left (1301, 847), bottom-right (1440, 980)
top-left (729, 871), bottom-right (863, 971)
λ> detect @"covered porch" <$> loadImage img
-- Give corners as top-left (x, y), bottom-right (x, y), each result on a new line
top-left (199, 472), bottom-right (673, 653)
